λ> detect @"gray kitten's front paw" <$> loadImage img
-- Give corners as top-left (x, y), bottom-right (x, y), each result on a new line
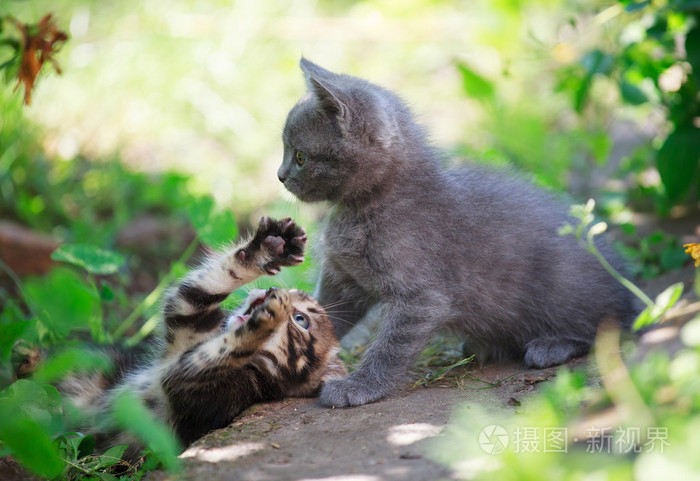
top-left (318, 375), bottom-right (387, 408)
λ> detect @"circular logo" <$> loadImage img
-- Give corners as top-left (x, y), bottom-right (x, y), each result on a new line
top-left (479, 425), bottom-right (509, 454)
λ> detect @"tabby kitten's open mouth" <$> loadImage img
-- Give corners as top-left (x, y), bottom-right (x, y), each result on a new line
top-left (233, 288), bottom-right (275, 326)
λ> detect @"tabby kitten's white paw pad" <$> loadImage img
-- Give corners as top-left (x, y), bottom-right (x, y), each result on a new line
top-left (237, 217), bottom-right (307, 275)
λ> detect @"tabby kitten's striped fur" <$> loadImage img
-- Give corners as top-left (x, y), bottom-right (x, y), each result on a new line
top-left (20, 217), bottom-right (345, 452)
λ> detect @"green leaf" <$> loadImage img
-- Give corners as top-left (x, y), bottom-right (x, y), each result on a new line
top-left (457, 64), bottom-right (494, 102)
top-left (76, 433), bottom-right (96, 459)
top-left (0, 380), bottom-right (64, 436)
top-left (654, 281), bottom-right (684, 312)
top-left (113, 391), bottom-right (181, 472)
top-left (97, 444), bottom-right (127, 469)
top-left (633, 282), bottom-right (684, 330)
top-left (33, 347), bottom-right (112, 385)
top-left (588, 131), bottom-right (612, 164)
top-left (573, 50), bottom-right (613, 112)
top-left (619, 81), bottom-right (648, 105)
top-left (24, 268), bottom-right (96, 342)
top-left (633, 306), bottom-right (654, 330)
top-left (660, 245), bottom-right (688, 270)
top-left (0, 413), bottom-right (64, 477)
top-left (56, 432), bottom-right (96, 460)
top-left (622, 0), bottom-right (650, 12)
top-left (52, 244), bottom-right (126, 275)
top-left (186, 197), bottom-right (238, 247)
top-left (100, 283), bottom-right (115, 302)
top-left (0, 319), bottom-right (30, 363)
top-left (687, 24), bottom-right (700, 85)
top-left (0, 380), bottom-right (65, 477)
top-left (656, 126), bottom-right (700, 202)
top-left (620, 222), bottom-right (636, 236)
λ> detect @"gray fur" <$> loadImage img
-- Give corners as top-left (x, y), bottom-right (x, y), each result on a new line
top-left (278, 58), bottom-right (637, 407)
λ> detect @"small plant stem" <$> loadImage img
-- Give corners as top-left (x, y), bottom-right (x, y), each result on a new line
top-left (414, 356), bottom-right (474, 387)
top-left (61, 458), bottom-right (92, 475)
top-left (466, 371), bottom-right (522, 389)
top-left (586, 243), bottom-right (656, 309)
top-left (112, 238), bottom-right (198, 340)
top-left (87, 273), bottom-right (106, 343)
top-left (0, 256), bottom-right (38, 317)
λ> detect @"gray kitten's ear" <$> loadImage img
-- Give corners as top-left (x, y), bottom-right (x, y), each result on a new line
top-left (300, 58), bottom-right (349, 121)
top-left (300, 57), bottom-right (333, 79)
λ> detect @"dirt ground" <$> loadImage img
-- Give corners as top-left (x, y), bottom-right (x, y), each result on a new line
top-left (147, 359), bottom-right (585, 481)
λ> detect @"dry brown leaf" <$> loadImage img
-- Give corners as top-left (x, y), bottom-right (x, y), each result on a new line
top-left (8, 13), bottom-right (68, 105)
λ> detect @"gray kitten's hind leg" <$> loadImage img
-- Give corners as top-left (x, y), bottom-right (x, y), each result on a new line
top-left (522, 337), bottom-right (591, 368)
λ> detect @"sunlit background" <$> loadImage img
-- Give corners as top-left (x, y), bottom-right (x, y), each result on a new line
top-left (3, 0), bottom-right (667, 221)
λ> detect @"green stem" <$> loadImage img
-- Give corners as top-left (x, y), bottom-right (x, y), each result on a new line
top-left (0, 256), bottom-right (38, 318)
top-left (467, 370), bottom-right (523, 389)
top-left (60, 456), bottom-right (94, 476)
top-left (112, 238), bottom-right (199, 340)
top-left (87, 273), bottom-right (106, 343)
top-left (586, 243), bottom-right (656, 309)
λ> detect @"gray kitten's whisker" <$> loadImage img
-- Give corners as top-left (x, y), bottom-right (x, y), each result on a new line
top-left (321, 300), bottom-right (357, 310)
top-left (323, 315), bottom-right (359, 327)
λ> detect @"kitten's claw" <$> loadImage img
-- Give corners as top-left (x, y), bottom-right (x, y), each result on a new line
top-left (288, 254), bottom-right (305, 264)
top-left (291, 234), bottom-right (308, 248)
top-left (258, 216), bottom-right (272, 231)
top-left (264, 265), bottom-right (281, 275)
top-left (281, 217), bottom-right (295, 234)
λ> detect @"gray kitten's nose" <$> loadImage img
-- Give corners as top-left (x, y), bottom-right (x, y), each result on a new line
top-left (277, 165), bottom-right (288, 183)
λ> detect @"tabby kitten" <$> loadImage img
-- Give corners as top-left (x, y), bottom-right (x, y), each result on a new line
top-left (18, 217), bottom-right (345, 452)
top-left (278, 59), bottom-right (637, 408)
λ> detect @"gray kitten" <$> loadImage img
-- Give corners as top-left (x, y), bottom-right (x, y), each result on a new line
top-left (277, 58), bottom-right (636, 407)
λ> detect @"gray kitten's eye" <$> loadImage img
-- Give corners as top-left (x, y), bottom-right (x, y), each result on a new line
top-left (295, 151), bottom-right (306, 166)
top-left (293, 312), bottom-right (309, 329)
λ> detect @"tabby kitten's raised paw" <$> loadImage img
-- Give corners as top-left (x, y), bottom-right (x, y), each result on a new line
top-left (237, 216), bottom-right (307, 275)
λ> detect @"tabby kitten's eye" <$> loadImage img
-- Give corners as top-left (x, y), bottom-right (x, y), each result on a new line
top-left (293, 312), bottom-right (309, 329)
top-left (295, 150), bottom-right (306, 166)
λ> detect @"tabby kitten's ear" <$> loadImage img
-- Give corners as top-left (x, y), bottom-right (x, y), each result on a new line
top-left (300, 57), bottom-right (349, 122)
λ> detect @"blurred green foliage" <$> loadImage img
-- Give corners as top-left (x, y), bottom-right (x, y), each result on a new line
top-left (556, 0), bottom-right (700, 209)
top-left (430, 320), bottom-right (700, 480)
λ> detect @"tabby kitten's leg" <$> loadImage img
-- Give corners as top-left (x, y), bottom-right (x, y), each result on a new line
top-left (163, 217), bottom-right (306, 354)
